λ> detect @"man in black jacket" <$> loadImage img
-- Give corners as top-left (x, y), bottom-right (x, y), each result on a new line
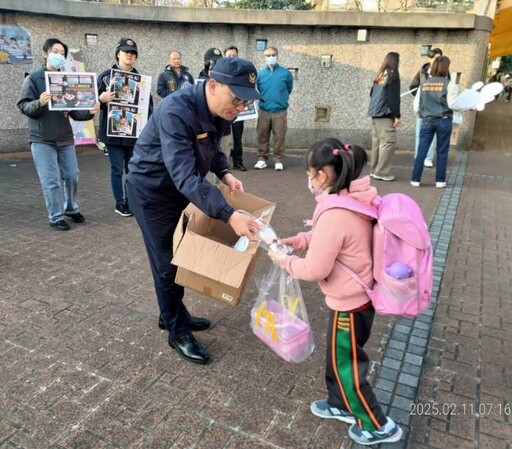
top-left (156, 50), bottom-right (194, 98)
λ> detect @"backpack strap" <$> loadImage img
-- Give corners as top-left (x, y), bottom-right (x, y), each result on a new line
top-left (335, 260), bottom-right (372, 295)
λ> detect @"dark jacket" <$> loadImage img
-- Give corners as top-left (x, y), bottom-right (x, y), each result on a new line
top-left (17, 65), bottom-right (94, 146)
top-left (97, 64), bottom-right (154, 148)
top-left (157, 65), bottom-right (194, 98)
top-left (367, 70), bottom-right (401, 119)
top-left (409, 62), bottom-right (430, 97)
top-left (127, 82), bottom-right (234, 222)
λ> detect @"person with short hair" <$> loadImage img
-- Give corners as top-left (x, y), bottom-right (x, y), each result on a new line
top-left (17, 37), bottom-right (99, 231)
top-left (410, 47), bottom-right (443, 167)
top-left (255, 46), bottom-right (293, 171)
top-left (97, 38), bottom-right (153, 218)
top-left (126, 57), bottom-right (262, 365)
top-left (156, 50), bottom-right (194, 98)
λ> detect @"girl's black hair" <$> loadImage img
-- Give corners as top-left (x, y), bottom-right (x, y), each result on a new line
top-left (42, 38), bottom-right (68, 58)
top-left (306, 137), bottom-right (356, 194)
top-left (351, 144), bottom-right (368, 180)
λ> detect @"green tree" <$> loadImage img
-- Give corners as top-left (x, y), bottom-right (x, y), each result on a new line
top-left (232, 0), bottom-right (317, 9)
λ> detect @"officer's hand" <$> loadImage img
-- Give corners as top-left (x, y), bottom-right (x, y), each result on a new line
top-left (222, 173), bottom-right (244, 192)
top-left (228, 211), bottom-right (259, 239)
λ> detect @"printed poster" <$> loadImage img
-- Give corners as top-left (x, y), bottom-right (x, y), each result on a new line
top-left (106, 69), bottom-right (151, 139)
top-left (45, 72), bottom-right (98, 111)
top-left (65, 49), bottom-right (97, 145)
top-left (234, 102), bottom-right (258, 122)
top-left (0, 26), bottom-right (33, 65)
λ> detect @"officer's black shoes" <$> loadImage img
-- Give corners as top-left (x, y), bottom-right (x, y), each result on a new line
top-left (169, 333), bottom-right (210, 365)
top-left (158, 315), bottom-right (211, 332)
top-left (233, 164), bottom-right (247, 172)
top-left (50, 219), bottom-right (70, 231)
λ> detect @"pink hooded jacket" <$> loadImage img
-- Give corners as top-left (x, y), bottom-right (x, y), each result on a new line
top-left (280, 176), bottom-right (378, 312)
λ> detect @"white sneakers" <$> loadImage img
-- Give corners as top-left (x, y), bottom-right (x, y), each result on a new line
top-left (410, 181), bottom-right (447, 188)
top-left (424, 160), bottom-right (434, 168)
top-left (372, 175), bottom-right (395, 181)
top-left (254, 160), bottom-right (267, 170)
top-left (254, 160), bottom-right (284, 171)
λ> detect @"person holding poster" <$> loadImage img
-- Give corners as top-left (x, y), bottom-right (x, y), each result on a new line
top-left (17, 37), bottom-right (100, 231)
top-left (126, 57), bottom-right (261, 365)
top-left (97, 37), bottom-right (153, 218)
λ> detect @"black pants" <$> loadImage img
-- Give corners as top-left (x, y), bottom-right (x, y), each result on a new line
top-left (126, 179), bottom-right (191, 337)
top-left (231, 121), bottom-right (244, 166)
top-left (325, 306), bottom-right (387, 432)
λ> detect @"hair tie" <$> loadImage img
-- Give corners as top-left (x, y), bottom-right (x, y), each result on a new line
top-left (343, 144), bottom-right (352, 153)
top-left (332, 149), bottom-right (340, 156)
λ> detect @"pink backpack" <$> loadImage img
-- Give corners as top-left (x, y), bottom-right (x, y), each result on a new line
top-left (313, 193), bottom-right (433, 317)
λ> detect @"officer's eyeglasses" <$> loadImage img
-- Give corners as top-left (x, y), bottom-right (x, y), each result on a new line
top-left (228, 91), bottom-right (254, 108)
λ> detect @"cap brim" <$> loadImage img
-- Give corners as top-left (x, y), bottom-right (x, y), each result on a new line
top-left (119, 46), bottom-right (138, 53)
top-left (230, 84), bottom-right (262, 101)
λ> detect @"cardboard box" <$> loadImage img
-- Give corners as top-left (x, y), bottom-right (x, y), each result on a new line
top-left (172, 184), bottom-right (275, 306)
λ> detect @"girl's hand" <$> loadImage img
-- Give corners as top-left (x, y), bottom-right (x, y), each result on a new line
top-left (268, 249), bottom-right (287, 265)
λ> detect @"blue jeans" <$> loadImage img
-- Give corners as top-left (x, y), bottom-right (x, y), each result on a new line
top-left (412, 117), bottom-right (452, 183)
top-left (414, 117), bottom-right (436, 163)
top-left (107, 145), bottom-right (133, 205)
top-left (31, 143), bottom-right (79, 223)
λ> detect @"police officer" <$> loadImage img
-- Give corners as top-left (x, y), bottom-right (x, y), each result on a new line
top-left (126, 57), bottom-right (261, 365)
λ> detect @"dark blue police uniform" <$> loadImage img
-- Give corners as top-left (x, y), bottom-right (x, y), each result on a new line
top-left (126, 82), bottom-right (233, 338)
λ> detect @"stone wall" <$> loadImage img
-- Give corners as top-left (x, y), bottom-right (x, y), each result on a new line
top-left (0, 0), bottom-right (492, 153)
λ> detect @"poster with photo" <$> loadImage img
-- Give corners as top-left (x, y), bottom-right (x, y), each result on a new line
top-left (45, 72), bottom-right (98, 111)
top-left (0, 26), bottom-right (33, 65)
top-left (234, 102), bottom-right (258, 122)
top-left (107, 105), bottom-right (138, 138)
top-left (65, 48), bottom-right (97, 145)
top-left (107, 68), bottom-right (151, 139)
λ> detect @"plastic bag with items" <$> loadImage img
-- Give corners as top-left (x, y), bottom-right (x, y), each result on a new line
top-left (251, 264), bottom-right (315, 363)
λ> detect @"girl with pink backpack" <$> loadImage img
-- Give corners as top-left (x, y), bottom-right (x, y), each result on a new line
top-left (268, 138), bottom-right (403, 446)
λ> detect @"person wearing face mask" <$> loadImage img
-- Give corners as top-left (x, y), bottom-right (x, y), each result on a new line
top-left (267, 138), bottom-right (402, 446)
top-left (17, 37), bottom-right (100, 231)
top-left (126, 57), bottom-right (262, 365)
top-left (254, 46), bottom-right (293, 171)
top-left (97, 38), bottom-right (153, 218)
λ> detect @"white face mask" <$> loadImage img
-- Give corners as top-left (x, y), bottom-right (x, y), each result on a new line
top-left (265, 56), bottom-right (277, 66)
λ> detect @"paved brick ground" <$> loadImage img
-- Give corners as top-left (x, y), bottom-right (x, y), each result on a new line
top-left (0, 100), bottom-right (510, 448)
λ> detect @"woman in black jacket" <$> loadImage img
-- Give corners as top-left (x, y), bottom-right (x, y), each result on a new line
top-left (367, 52), bottom-right (401, 182)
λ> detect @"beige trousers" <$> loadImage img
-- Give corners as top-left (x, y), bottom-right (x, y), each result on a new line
top-left (370, 117), bottom-right (397, 177)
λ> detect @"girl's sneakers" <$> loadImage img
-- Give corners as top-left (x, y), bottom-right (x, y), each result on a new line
top-left (348, 417), bottom-right (403, 445)
top-left (310, 400), bottom-right (356, 424)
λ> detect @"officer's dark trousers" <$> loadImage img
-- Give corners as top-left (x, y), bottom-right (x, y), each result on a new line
top-left (126, 179), bottom-right (191, 337)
